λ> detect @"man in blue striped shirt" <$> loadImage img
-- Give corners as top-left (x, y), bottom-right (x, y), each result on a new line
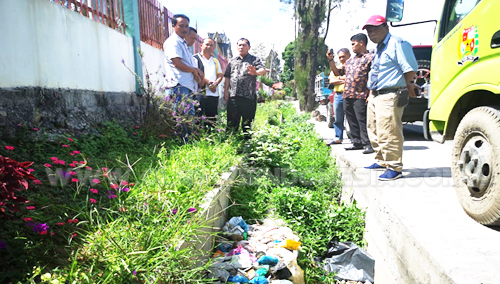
top-left (363, 15), bottom-right (418, 181)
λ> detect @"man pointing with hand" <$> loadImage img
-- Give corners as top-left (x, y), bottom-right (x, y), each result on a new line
top-left (224, 38), bottom-right (267, 138)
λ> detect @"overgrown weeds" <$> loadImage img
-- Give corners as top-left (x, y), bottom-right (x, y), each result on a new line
top-left (228, 101), bottom-right (366, 283)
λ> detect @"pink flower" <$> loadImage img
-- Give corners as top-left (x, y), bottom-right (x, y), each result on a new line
top-left (56, 222), bottom-right (65, 226)
top-left (133, 132), bottom-right (137, 135)
top-left (23, 217), bottom-right (33, 222)
top-left (120, 181), bottom-right (128, 186)
top-left (26, 206), bottom-right (35, 210)
top-left (69, 163), bottom-right (76, 167)
top-left (68, 138), bottom-right (74, 142)
top-left (4, 146), bottom-right (14, 151)
top-left (71, 178), bottom-right (79, 183)
top-left (27, 169), bottom-right (35, 173)
top-left (73, 150), bottom-right (81, 154)
top-left (69, 171), bottom-right (77, 175)
top-left (135, 126), bottom-right (140, 129)
top-left (90, 188), bottom-right (98, 194)
top-left (44, 163), bottom-right (52, 168)
top-left (50, 157), bottom-right (58, 161)
top-left (122, 188), bottom-right (130, 192)
top-left (102, 167), bottom-right (108, 172)
top-left (68, 219), bottom-right (78, 224)
top-left (71, 233), bottom-right (77, 238)
top-left (56, 160), bottom-right (66, 165)
top-left (62, 145), bottom-right (69, 148)
top-left (86, 166), bottom-right (92, 170)
top-left (33, 128), bottom-right (38, 131)
top-left (17, 123), bottom-right (23, 127)
top-left (39, 231), bottom-right (47, 235)
top-left (69, 152), bottom-right (75, 156)
top-left (90, 198), bottom-right (97, 204)
top-left (92, 179), bottom-right (100, 184)
top-left (108, 194), bottom-right (117, 199)
top-left (33, 180), bottom-right (42, 185)
top-left (110, 183), bottom-right (119, 190)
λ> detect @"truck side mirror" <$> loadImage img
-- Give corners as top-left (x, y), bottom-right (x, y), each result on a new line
top-left (386, 0), bottom-right (404, 22)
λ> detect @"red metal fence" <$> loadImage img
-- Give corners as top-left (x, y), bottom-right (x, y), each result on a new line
top-left (50, 0), bottom-right (126, 34)
top-left (48, 0), bottom-right (228, 66)
top-left (138, 0), bottom-right (164, 50)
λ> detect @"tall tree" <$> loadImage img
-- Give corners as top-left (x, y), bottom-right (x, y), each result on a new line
top-left (281, 0), bottom-right (364, 111)
top-left (281, 41), bottom-right (295, 83)
top-left (295, 0), bottom-right (327, 111)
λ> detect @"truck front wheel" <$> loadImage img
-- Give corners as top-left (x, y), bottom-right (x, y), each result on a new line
top-left (452, 106), bottom-right (500, 225)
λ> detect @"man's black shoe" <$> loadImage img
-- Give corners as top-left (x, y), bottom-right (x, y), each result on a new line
top-left (345, 145), bottom-right (363, 151)
top-left (362, 146), bottom-right (374, 154)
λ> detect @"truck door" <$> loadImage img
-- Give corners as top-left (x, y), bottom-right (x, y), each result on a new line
top-left (429, 0), bottom-right (484, 122)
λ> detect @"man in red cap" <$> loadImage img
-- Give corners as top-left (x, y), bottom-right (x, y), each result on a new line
top-left (362, 15), bottom-right (418, 181)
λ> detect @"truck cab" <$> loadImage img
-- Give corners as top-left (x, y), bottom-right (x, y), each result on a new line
top-left (387, 0), bottom-right (500, 225)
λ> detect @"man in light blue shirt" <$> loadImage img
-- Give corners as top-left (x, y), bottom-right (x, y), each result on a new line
top-left (363, 15), bottom-right (418, 181)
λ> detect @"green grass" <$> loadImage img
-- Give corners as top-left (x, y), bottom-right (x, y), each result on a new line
top-left (0, 121), bottom-right (241, 283)
top-left (0, 101), bottom-right (365, 284)
top-left (228, 101), bottom-right (366, 284)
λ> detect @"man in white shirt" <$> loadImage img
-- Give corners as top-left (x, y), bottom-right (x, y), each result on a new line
top-left (194, 38), bottom-right (223, 125)
top-left (163, 14), bottom-right (203, 115)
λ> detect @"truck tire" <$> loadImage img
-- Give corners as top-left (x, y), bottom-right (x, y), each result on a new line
top-left (451, 106), bottom-right (500, 225)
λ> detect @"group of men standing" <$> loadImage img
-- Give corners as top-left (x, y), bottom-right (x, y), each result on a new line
top-left (162, 13), bottom-right (417, 181)
top-left (163, 14), bottom-right (266, 137)
top-left (327, 15), bottom-right (418, 181)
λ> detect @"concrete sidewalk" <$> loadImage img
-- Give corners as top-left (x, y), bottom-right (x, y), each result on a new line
top-left (302, 102), bottom-right (500, 284)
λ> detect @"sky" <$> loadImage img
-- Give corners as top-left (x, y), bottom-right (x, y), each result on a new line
top-left (160, 0), bottom-right (445, 63)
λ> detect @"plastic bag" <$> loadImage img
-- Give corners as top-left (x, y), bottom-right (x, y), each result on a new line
top-left (287, 259), bottom-right (305, 284)
top-left (258, 255), bottom-right (279, 266)
top-left (228, 275), bottom-right (249, 283)
top-left (255, 265), bottom-right (269, 276)
top-left (228, 216), bottom-right (249, 232)
top-left (227, 245), bottom-right (258, 263)
top-left (322, 240), bottom-right (375, 282)
top-left (280, 239), bottom-right (301, 250)
top-left (249, 276), bottom-right (269, 284)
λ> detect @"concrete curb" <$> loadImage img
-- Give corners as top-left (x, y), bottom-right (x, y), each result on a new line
top-left (294, 100), bottom-right (500, 284)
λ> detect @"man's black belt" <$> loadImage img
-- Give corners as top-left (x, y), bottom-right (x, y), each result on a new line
top-left (372, 88), bottom-right (403, 96)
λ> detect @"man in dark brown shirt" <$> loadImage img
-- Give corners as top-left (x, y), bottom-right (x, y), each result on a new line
top-left (328, 33), bottom-right (374, 154)
top-left (224, 38), bottom-right (266, 138)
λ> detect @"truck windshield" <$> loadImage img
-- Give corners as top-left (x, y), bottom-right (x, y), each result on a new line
top-left (413, 47), bottom-right (432, 61)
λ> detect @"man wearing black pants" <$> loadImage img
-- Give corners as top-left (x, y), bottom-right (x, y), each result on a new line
top-left (327, 33), bottom-right (374, 154)
top-left (193, 38), bottom-right (223, 127)
top-left (224, 38), bottom-right (266, 138)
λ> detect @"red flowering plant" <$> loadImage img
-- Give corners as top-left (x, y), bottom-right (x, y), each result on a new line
top-left (0, 155), bottom-right (36, 213)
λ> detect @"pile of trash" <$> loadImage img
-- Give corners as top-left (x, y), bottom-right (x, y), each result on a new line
top-left (208, 217), bottom-right (304, 284)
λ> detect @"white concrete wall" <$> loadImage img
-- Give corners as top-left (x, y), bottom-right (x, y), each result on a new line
top-left (0, 0), bottom-right (135, 92)
top-left (139, 42), bottom-right (167, 92)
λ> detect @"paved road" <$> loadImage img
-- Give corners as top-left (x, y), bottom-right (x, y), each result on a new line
top-left (306, 102), bottom-right (500, 284)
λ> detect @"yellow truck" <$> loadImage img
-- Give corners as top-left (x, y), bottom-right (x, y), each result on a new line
top-left (387, 0), bottom-right (500, 225)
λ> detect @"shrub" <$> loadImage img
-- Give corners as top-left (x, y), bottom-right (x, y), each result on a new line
top-left (0, 156), bottom-right (36, 213)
